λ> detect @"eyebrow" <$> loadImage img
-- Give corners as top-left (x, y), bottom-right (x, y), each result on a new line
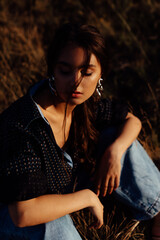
top-left (57, 61), bottom-right (96, 68)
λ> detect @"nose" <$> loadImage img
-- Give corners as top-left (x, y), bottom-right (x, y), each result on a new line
top-left (71, 69), bottom-right (82, 87)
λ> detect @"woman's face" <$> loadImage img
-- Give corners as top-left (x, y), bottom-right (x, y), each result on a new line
top-left (53, 44), bottom-right (102, 105)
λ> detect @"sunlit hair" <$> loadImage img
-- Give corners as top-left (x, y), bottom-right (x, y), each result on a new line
top-left (46, 23), bottom-right (106, 171)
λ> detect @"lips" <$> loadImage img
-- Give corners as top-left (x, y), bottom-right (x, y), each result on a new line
top-left (71, 91), bottom-right (82, 97)
top-left (73, 91), bottom-right (82, 94)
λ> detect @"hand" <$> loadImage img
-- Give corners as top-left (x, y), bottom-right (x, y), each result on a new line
top-left (93, 144), bottom-right (122, 197)
top-left (88, 190), bottom-right (104, 229)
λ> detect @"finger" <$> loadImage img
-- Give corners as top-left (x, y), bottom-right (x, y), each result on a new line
top-left (101, 178), bottom-right (109, 197)
top-left (89, 222), bottom-right (99, 229)
top-left (89, 222), bottom-right (96, 229)
top-left (94, 181), bottom-right (101, 196)
top-left (96, 188), bottom-right (100, 196)
top-left (114, 175), bottom-right (120, 190)
top-left (107, 177), bottom-right (115, 195)
top-left (95, 185), bottom-right (101, 196)
top-left (95, 218), bottom-right (103, 229)
top-left (89, 220), bottom-right (103, 229)
top-left (94, 178), bottom-right (102, 196)
top-left (95, 222), bottom-right (103, 229)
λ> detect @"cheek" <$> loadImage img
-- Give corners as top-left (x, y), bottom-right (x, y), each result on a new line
top-left (54, 75), bottom-right (68, 89)
top-left (84, 77), bottom-right (98, 90)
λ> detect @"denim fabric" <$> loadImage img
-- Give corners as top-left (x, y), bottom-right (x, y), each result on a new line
top-left (98, 128), bottom-right (160, 220)
top-left (0, 205), bottom-right (82, 240)
top-left (44, 215), bottom-right (82, 240)
top-left (114, 140), bottom-right (160, 220)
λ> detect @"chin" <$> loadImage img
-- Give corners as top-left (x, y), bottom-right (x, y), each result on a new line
top-left (68, 97), bottom-right (85, 106)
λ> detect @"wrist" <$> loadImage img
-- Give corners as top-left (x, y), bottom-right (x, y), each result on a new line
top-left (108, 141), bottom-right (125, 158)
top-left (85, 189), bottom-right (98, 208)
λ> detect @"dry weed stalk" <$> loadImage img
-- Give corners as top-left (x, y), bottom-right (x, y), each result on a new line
top-left (71, 208), bottom-right (145, 240)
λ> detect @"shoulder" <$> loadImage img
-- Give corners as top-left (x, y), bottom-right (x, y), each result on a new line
top-left (0, 93), bottom-right (41, 131)
top-left (95, 98), bottom-right (112, 111)
top-left (94, 97), bottom-right (128, 126)
top-left (0, 94), bottom-right (43, 164)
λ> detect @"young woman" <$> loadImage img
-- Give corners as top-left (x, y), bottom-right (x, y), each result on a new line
top-left (0, 23), bottom-right (159, 240)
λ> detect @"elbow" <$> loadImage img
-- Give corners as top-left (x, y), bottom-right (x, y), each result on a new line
top-left (15, 214), bottom-right (29, 228)
top-left (135, 116), bottom-right (142, 132)
top-left (127, 112), bottom-right (142, 132)
top-left (12, 215), bottom-right (26, 228)
top-left (132, 116), bottom-right (142, 135)
top-left (8, 204), bottom-right (29, 228)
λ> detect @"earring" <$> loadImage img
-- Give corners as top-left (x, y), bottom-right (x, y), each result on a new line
top-left (48, 75), bottom-right (57, 96)
top-left (96, 78), bottom-right (103, 96)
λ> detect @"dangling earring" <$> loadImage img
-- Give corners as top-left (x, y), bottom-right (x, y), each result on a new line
top-left (96, 78), bottom-right (103, 96)
top-left (48, 75), bottom-right (57, 96)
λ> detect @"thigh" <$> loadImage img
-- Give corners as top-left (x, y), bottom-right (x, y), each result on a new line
top-left (44, 215), bottom-right (82, 240)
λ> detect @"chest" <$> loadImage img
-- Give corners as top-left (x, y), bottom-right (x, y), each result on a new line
top-left (49, 121), bottom-right (71, 148)
top-left (41, 111), bottom-right (71, 149)
top-left (30, 119), bottom-right (76, 194)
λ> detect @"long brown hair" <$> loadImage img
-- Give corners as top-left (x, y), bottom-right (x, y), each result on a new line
top-left (46, 23), bottom-right (106, 170)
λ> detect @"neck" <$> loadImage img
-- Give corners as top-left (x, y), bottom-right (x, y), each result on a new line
top-left (50, 93), bottom-right (75, 118)
top-left (33, 84), bottom-right (76, 118)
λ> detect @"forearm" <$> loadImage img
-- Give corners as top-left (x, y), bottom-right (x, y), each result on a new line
top-left (8, 189), bottom-right (95, 227)
top-left (94, 113), bottom-right (142, 196)
top-left (111, 112), bottom-right (142, 155)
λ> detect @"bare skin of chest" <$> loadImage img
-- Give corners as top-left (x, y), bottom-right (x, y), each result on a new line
top-left (40, 107), bottom-right (71, 149)
top-left (33, 87), bottom-right (72, 149)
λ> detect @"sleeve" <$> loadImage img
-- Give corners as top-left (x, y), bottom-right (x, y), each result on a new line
top-left (0, 125), bottom-right (48, 204)
top-left (95, 98), bottom-right (129, 130)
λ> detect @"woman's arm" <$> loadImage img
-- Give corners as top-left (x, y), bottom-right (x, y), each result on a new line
top-left (109, 112), bottom-right (142, 154)
top-left (8, 189), bottom-right (103, 229)
top-left (94, 112), bottom-right (142, 196)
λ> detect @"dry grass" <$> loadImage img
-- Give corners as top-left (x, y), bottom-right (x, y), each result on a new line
top-left (0, 3), bottom-right (46, 111)
top-left (71, 196), bottom-right (151, 240)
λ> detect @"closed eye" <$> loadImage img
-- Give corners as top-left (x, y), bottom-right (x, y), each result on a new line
top-left (81, 70), bottom-right (93, 76)
top-left (60, 69), bottom-right (93, 76)
top-left (84, 72), bottom-right (92, 76)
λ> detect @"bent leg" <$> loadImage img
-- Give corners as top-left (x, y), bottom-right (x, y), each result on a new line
top-left (114, 140), bottom-right (160, 220)
top-left (97, 127), bottom-right (160, 221)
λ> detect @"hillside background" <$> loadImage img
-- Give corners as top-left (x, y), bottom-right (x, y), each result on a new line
top-left (0, 0), bottom-right (160, 239)
top-left (1, 0), bottom-right (160, 158)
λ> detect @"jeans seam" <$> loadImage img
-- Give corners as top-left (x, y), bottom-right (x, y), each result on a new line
top-left (146, 192), bottom-right (160, 216)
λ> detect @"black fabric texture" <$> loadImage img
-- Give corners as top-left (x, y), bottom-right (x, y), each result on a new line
top-left (0, 84), bottom-right (128, 203)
